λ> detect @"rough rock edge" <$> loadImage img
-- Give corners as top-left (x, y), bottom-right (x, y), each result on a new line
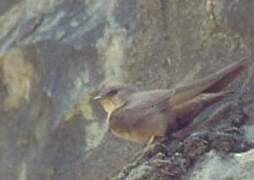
top-left (111, 101), bottom-right (254, 180)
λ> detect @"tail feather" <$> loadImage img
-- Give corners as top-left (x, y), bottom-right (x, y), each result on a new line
top-left (170, 56), bottom-right (251, 106)
top-left (172, 91), bottom-right (232, 130)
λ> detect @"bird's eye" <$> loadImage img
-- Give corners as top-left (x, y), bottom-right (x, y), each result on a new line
top-left (108, 89), bottom-right (118, 96)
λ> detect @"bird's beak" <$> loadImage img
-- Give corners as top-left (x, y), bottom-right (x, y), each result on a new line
top-left (93, 95), bottom-right (103, 100)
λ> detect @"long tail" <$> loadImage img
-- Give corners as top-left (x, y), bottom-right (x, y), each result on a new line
top-left (169, 56), bottom-right (252, 106)
top-left (172, 91), bottom-right (232, 127)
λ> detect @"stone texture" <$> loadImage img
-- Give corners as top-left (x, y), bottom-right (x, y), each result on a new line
top-left (0, 0), bottom-right (254, 180)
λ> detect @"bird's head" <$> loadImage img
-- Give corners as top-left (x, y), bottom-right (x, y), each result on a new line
top-left (93, 84), bottom-right (136, 114)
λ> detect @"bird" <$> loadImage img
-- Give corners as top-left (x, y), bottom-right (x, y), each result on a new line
top-left (94, 57), bottom-right (251, 144)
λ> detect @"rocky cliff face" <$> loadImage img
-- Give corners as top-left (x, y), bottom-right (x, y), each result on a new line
top-left (0, 0), bottom-right (254, 179)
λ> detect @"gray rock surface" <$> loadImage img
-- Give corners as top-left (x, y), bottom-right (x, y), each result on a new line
top-left (0, 0), bottom-right (254, 179)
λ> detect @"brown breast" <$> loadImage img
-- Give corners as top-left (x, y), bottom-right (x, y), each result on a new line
top-left (109, 109), bottom-right (171, 143)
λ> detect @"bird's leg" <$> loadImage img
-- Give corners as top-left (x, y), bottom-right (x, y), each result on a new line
top-left (133, 136), bottom-right (157, 161)
top-left (105, 112), bottom-right (112, 132)
top-left (147, 136), bottom-right (156, 147)
top-left (134, 136), bottom-right (169, 161)
top-left (106, 112), bottom-right (112, 124)
top-left (143, 136), bottom-right (157, 153)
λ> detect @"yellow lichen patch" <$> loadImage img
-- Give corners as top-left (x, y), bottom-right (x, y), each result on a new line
top-left (63, 105), bottom-right (78, 122)
top-left (0, 48), bottom-right (35, 110)
top-left (79, 94), bottom-right (95, 121)
top-left (63, 94), bottom-right (95, 121)
top-left (63, 95), bottom-right (108, 150)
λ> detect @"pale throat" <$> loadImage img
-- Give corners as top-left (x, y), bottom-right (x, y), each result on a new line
top-left (99, 96), bottom-right (126, 125)
top-left (99, 96), bottom-right (126, 116)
